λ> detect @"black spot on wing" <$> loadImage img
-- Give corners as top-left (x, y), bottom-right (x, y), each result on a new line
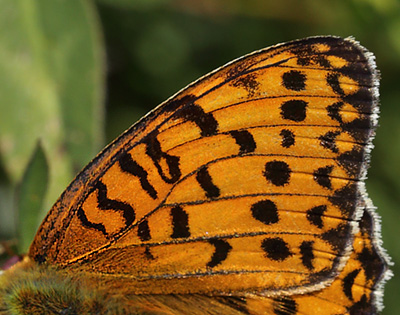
top-left (229, 130), bottom-right (256, 155)
top-left (319, 131), bottom-right (340, 153)
top-left (337, 146), bottom-right (364, 177)
top-left (306, 205), bottom-right (327, 229)
top-left (207, 239), bottom-right (232, 268)
top-left (262, 237), bottom-right (292, 261)
top-left (327, 102), bottom-right (344, 123)
top-left (300, 241), bottom-right (315, 270)
top-left (321, 223), bottom-right (351, 252)
top-left (282, 70), bottom-right (307, 91)
top-left (280, 100), bottom-right (308, 122)
top-left (263, 161), bottom-right (291, 187)
top-left (196, 166), bottom-right (220, 198)
top-left (137, 219), bottom-right (151, 241)
top-left (329, 183), bottom-right (358, 217)
top-left (313, 165), bottom-right (334, 190)
top-left (251, 199), bottom-right (279, 225)
top-left (280, 129), bottom-right (295, 148)
top-left (170, 206), bottom-right (190, 239)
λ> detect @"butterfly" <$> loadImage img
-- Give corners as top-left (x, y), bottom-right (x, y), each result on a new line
top-left (0, 36), bottom-right (391, 315)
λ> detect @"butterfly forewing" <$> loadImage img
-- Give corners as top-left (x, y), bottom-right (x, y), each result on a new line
top-left (29, 37), bottom-right (379, 296)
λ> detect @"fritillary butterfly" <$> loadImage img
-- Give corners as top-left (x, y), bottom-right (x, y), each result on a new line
top-left (0, 36), bottom-right (391, 314)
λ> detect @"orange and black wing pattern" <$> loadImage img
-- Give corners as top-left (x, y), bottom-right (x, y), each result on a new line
top-left (243, 206), bottom-right (391, 314)
top-left (28, 36), bottom-right (390, 312)
top-left (114, 205), bottom-right (389, 314)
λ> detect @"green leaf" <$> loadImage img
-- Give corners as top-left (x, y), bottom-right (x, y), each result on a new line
top-left (16, 142), bottom-right (48, 254)
top-left (0, 0), bottom-right (105, 211)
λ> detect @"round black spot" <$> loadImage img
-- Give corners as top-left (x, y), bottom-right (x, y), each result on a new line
top-left (263, 161), bottom-right (291, 186)
top-left (261, 237), bottom-right (292, 261)
top-left (280, 129), bottom-right (295, 148)
top-left (251, 200), bottom-right (279, 225)
top-left (282, 70), bottom-right (307, 91)
top-left (280, 100), bottom-right (308, 122)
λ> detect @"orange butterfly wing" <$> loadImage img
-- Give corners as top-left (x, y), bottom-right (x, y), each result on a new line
top-left (29, 36), bottom-right (383, 298)
top-left (114, 204), bottom-right (389, 314)
top-left (244, 205), bottom-right (391, 314)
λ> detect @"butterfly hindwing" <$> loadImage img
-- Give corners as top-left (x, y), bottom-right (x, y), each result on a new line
top-left (29, 36), bottom-right (380, 297)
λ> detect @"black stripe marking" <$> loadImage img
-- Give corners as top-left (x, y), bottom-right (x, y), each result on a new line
top-left (300, 241), bottom-right (315, 270)
top-left (137, 219), bottom-right (151, 241)
top-left (77, 207), bottom-right (107, 236)
top-left (119, 152), bottom-right (158, 199)
top-left (327, 72), bottom-right (345, 96)
top-left (175, 103), bottom-right (218, 137)
top-left (207, 239), bottom-right (232, 268)
top-left (229, 130), bottom-right (256, 154)
top-left (164, 94), bottom-right (197, 113)
top-left (272, 296), bottom-right (298, 315)
top-left (77, 181), bottom-right (136, 237)
top-left (196, 166), bottom-right (220, 198)
top-left (343, 269), bottom-right (361, 300)
top-left (95, 181), bottom-right (136, 227)
top-left (145, 131), bottom-right (181, 184)
top-left (170, 206), bottom-right (190, 238)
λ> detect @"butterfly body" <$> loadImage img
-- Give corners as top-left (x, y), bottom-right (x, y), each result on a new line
top-left (0, 36), bottom-right (391, 314)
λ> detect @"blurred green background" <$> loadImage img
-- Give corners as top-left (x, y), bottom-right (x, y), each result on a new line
top-left (0, 0), bottom-right (398, 313)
